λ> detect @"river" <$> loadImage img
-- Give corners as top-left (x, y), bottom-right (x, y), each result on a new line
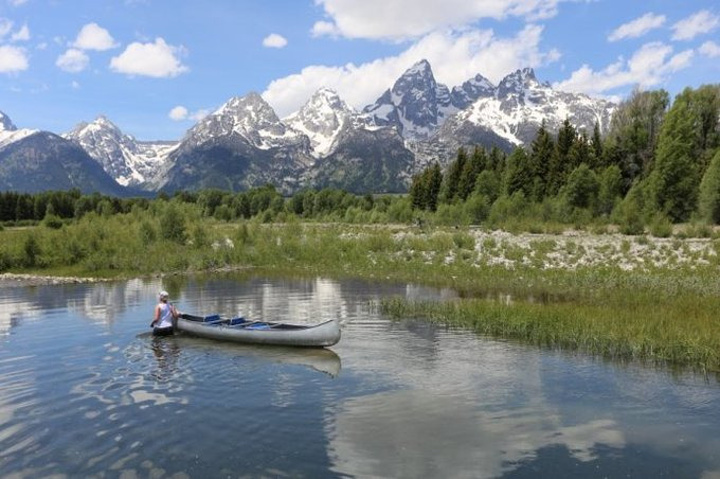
top-left (1, 274), bottom-right (719, 478)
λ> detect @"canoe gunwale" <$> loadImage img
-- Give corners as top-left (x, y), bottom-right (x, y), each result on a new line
top-left (175, 313), bottom-right (341, 348)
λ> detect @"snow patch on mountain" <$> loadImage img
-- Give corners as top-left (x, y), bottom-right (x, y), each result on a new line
top-left (64, 116), bottom-right (178, 187)
top-left (190, 92), bottom-right (305, 151)
top-left (0, 111), bottom-right (38, 150)
top-left (284, 88), bottom-right (354, 157)
top-left (447, 68), bottom-right (615, 146)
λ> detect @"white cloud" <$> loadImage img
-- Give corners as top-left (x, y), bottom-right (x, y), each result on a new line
top-left (671, 10), bottom-right (719, 41)
top-left (608, 13), bottom-right (666, 42)
top-left (56, 48), bottom-right (89, 73)
top-left (0, 44), bottom-right (28, 72)
top-left (554, 42), bottom-right (694, 96)
top-left (8, 0), bottom-right (29, 5)
top-left (10, 23), bottom-right (29, 42)
top-left (700, 40), bottom-right (720, 57)
top-left (168, 105), bottom-right (188, 121)
top-left (262, 33), bottom-right (288, 48)
top-left (71, 80), bottom-right (80, 89)
top-left (311, 21), bottom-right (339, 38)
top-left (110, 38), bottom-right (188, 78)
top-left (264, 25), bottom-right (560, 117)
top-left (73, 23), bottom-right (117, 51)
top-left (168, 105), bottom-right (208, 121)
top-left (312, 0), bottom-right (566, 40)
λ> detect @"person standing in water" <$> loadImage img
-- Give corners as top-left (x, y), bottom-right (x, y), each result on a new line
top-left (151, 290), bottom-right (179, 336)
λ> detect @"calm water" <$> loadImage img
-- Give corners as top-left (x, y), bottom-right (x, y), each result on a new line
top-left (1, 275), bottom-right (719, 478)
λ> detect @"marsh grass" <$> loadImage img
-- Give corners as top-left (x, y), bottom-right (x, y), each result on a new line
top-left (380, 293), bottom-right (720, 370)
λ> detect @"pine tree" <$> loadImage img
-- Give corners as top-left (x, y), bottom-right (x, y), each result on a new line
top-left (457, 147), bottom-right (487, 200)
top-left (427, 163), bottom-right (443, 212)
top-left (528, 122), bottom-right (555, 201)
top-left (442, 147), bottom-right (468, 202)
top-left (504, 147), bottom-right (531, 197)
top-left (591, 121), bottom-right (603, 168)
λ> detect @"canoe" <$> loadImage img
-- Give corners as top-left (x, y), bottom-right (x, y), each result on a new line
top-left (176, 313), bottom-right (341, 348)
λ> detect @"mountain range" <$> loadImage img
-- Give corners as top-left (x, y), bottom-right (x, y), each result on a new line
top-left (0, 60), bottom-right (614, 196)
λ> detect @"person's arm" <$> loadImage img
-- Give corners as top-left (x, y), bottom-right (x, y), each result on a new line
top-left (171, 303), bottom-right (180, 319)
top-left (151, 305), bottom-right (160, 326)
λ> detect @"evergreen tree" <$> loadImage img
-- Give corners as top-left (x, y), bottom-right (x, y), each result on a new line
top-left (528, 123), bottom-right (555, 201)
top-left (698, 149), bottom-right (720, 224)
top-left (591, 121), bottom-right (603, 168)
top-left (457, 147), bottom-right (487, 200)
top-left (427, 163), bottom-right (443, 212)
top-left (442, 147), bottom-right (468, 202)
top-left (504, 147), bottom-right (531, 197)
top-left (409, 162), bottom-right (442, 211)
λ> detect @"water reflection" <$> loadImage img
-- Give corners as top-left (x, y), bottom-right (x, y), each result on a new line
top-left (150, 335), bottom-right (181, 381)
top-left (1, 276), bottom-right (719, 478)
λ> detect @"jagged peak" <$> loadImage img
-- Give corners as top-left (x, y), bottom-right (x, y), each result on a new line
top-left (0, 110), bottom-right (17, 132)
top-left (405, 59), bottom-right (432, 75)
top-left (497, 67), bottom-right (543, 98)
top-left (304, 87), bottom-right (352, 112)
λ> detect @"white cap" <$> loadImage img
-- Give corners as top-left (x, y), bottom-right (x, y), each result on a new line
top-left (159, 290), bottom-right (169, 299)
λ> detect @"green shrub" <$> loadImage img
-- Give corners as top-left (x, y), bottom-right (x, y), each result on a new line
top-left (648, 213), bottom-right (673, 238)
top-left (452, 231), bottom-right (475, 250)
top-left (160, 204), bottom-right (187, 243)
top-left (23, 234), bottom-right (41, 268)
top-left (43, 214), bottom-right (64, 229)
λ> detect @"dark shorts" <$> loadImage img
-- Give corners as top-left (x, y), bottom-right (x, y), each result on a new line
top-left (152, 326), bottom-right (174, 337)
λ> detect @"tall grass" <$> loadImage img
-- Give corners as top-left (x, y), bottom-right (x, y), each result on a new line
top-left (380, 294), bottom-right (720, 371)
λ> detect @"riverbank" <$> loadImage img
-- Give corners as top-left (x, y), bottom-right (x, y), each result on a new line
top-left (0, 272), bottom-right (109, 287)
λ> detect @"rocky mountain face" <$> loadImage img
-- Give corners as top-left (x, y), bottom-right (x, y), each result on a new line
top-left (63, 116), bottom-right (177, 188)
top-left (0, 127), bottom-right (130, 195)
top-left (1, 61), bottom-right (615, 195)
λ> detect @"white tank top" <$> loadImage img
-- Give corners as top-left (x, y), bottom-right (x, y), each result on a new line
top-left (156, 303), bottom-right (174, 329)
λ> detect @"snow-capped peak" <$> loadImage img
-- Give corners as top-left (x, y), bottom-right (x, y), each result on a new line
top-left (1, 110), bottom-right (17, 132)
top-left (451, 73), bottom-right (496, 109)
top-left (284, 87), bottom-right (354, 157)
top-left (64, 115), bottom-right (176, 187)
top-left (189, 92), bottom-right (303, 150)
top-left (0, 110), bottom-right (38, 149)
top-left (363, 58), bottom-right (456, 140)
top-left (497, 68), bottom-right (541, 98)
top-left (442, 66), bottom-right (615, 147)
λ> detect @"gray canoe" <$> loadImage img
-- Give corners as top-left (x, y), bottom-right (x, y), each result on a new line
top-left (176, 313), bottom-right (341, 348)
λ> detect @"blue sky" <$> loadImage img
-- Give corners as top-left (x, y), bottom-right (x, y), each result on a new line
top-left (0, 0), bottom-right (718, 141)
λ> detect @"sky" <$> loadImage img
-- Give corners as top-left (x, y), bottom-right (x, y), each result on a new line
top-left (0, 0), bottom-right (718, 141)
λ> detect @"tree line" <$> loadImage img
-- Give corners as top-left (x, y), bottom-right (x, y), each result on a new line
top-left (410, 84), bottom-right (720, 229)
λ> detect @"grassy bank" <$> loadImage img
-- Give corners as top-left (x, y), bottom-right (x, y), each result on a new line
top-left (2, 206), bottom-right (720, 370)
